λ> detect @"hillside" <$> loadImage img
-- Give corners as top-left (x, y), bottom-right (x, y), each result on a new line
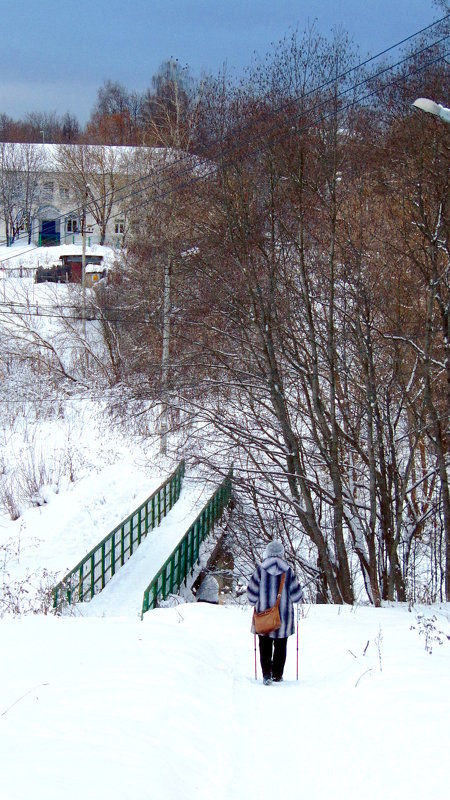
top-left (0, 242), bottom-right (449, 800)
top-left (1, 602), bottom-right (449, 800)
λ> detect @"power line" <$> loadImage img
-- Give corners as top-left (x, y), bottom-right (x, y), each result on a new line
top-left (103, 42), bottom-right (449, 229)
top-left (0, 15), bottom-right (447, 260)
top-left (69, 16), bottom-right (450, 224)
top-left (33, 39), bottom-right (449, 251)
top-left (0, 37), bottom-right (448, 325)
top-left (0, 25), bottom-right (446, 336)
top-left (1, 35), bottom-right (448, 261)
top-left (0, 31), bottom-right (448, 328)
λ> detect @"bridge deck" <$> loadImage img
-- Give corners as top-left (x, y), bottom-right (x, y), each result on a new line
top-left (75, 477), bottom-right (212, 617)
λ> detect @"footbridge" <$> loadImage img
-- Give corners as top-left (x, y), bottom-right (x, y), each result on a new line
top-left (52, 461), bottom-right (233, 617)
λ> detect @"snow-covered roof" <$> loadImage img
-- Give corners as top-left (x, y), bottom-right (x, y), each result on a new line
top-left (0, 242), bottom-right (116, 271)
top-left (0, 142), bottom-right (194, 173)
top-left (85, 262), bottom-right (107, 274)
top-left (0, 143), bottom-right (207, 181)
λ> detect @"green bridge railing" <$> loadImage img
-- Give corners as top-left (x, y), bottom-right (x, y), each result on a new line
top-left (53, 460), bottom-right (185, 610)
top-left (141, 468), bottom-right (233, 616)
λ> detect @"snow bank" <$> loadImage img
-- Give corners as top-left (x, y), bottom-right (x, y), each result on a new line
top-left (0, 602), bottom-right (449, 800)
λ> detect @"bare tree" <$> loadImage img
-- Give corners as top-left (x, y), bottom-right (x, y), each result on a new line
top-left (85, 80), bottom-right (143, 145)
top-left (141, 59), bottom-right (203, 150)
top-left (53, 144), bottom-right (128, 245)
top-left (93, 29), bottom-right (449, 604)
top-left (0, 143), bottom-right (45, 245)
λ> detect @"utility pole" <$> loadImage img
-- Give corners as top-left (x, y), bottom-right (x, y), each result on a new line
top-left (160, 253), bottom-right (171, 455)
top-left (81, 187), bottom-right (88, 338)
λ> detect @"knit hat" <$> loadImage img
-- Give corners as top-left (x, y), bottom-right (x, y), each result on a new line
top-left (263, 540), bottom-right (285, 560)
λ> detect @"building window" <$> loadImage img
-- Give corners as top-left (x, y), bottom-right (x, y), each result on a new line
top-left (114, 220), bottom-right (125, 234)
top-left (66, 217), bottom-right (78, 233)
top-left (60, 186), bottom-right (70, 201)
top-left (42, 181), bottom-right (54, 199)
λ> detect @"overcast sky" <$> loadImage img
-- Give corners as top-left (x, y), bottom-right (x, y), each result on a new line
top-left (0, 0), bottom-right (444, 124)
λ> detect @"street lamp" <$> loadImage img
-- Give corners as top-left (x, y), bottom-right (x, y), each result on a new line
top-left (412, 98), bottom-right (450, 123)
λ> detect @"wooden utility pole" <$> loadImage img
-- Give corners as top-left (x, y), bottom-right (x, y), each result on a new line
top-left (81, 186), bottom-right (88, 338)
top-left (160, 253), bottom-right (171, 455)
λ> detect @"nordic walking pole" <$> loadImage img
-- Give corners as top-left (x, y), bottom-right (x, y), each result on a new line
top-left (296, 604), bottom-right (299, 681)
top-left (254, 633), bottom-right (257, 680)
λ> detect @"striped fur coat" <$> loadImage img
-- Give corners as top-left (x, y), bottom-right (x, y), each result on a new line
top-left (247, 556), bottom-right (303, 638)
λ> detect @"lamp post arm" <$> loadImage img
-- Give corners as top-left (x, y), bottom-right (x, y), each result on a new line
top-left (437, 105), bottom-right (450, 123)
top-left (413, 98), bottom-right (450, 123)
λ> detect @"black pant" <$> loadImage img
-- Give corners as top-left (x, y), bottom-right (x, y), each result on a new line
top-left (258, 635), bottom-right (287, 680)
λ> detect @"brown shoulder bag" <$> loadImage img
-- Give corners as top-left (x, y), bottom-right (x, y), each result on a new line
top-left (253, 573), bottom-right (286, 635)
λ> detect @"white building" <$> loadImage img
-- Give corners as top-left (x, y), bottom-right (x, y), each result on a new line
top-left (0, 143), bottom-right (172, 250)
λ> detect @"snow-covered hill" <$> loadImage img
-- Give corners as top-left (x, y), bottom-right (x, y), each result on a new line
top-left (1, 602), bottom-right (449, 800)
top-left (2, 399), bottom-right (448, 800)
top-left (1, 244), bottom-right (449, 800)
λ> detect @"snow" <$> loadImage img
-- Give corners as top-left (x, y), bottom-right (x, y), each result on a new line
top-left (1, 243), bottom-right (449, 800)
top-left (0, 241), bottom-right (115, 272)
top-left (76, 477), bottom-right (215, 618)
top-left (2, 449), bottom-right (449, 800)
top-left (1, 602), bottom-right (449, 800)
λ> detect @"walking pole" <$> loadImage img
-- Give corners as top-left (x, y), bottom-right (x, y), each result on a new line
top-left (296, 604), bottom-right (299, 681)
top-left (254, 633), bottom-right (258, 680)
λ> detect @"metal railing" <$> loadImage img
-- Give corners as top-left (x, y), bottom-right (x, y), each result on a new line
top-left (52, 460), bottom-right (185, 610)
top-left (141, 468), bottom-right (233, 616)
top-left (39, 232), bottom-right (61, 246)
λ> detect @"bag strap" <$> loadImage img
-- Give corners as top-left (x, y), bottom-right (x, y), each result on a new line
top-left (275, 573), bottom-right (286, 606)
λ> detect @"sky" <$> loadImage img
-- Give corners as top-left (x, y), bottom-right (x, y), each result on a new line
top-left (0, 0), bottom-right (445, 125)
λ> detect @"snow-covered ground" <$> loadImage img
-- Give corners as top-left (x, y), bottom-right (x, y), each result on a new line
top-left (0, 391), bottom-right (180, 605)
top-left (1, 449), bottom-right (449, 800)
top-left (0, 241), bottom-right (116, 273)
top-left (1, 243), bottom-right (449, 800)
top-left (1, 601), bottom-right (449, 800)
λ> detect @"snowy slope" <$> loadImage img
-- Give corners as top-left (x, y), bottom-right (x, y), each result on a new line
top-left (0, 403), bottom-right (178, 608)
top-left (1, 602), bottom-right (449, 800)
top-left (1, 243), bottom-right (449, 800)
top-left (2, 427), bottom-right (448, 800)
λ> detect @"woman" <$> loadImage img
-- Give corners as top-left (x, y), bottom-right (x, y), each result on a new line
top-left (247, 540), bottom-right (303, 685)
